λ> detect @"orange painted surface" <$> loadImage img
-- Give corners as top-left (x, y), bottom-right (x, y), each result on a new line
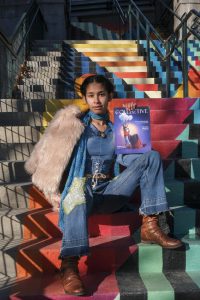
top-left (83, 51), bottom-right (138, 56)
top-left (133, 84), bottom-right (158, 91)
top-left (114, 72), bottom-right (148, 78)
top-left (98, 61), bottom-right (146, 67)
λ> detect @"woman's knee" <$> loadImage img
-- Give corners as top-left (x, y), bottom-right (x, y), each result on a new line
top-left (145, 150), bottom-right (161, 163)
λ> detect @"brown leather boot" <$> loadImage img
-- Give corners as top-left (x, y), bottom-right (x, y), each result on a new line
top-left (141, 215), bottom-right (183, 249)
top-left (60, 256), bottom-right (86, 296)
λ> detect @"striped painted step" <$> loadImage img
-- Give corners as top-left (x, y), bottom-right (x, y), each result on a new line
top-left (71, 22), bottom-right (119, 40)
top-left (0, 182), bottom-right (34, 208)
top-left (2, 206), bottom-right (196, 239)
top-left (164, 158), bottom-right (200, 180)
top-left (1, 111), bottom-right (200, 126)
top-left (0, 210), bottom-right (141, 240)
top-left (0, 126), bottom-right (40, 143)
top-left (26, 60), bottom-right (60, 68)
top-left (29, 56), bottom-right (61, 62)
top-left (0, 143), bottom-right (36, 160)
top-left (29, 51), bottom-right (62, 57)
top-left (152, 140), bottom-right (199, 159)
top-left (31, 45), bottom-right (63, 52)
top-left (116, 241), bottom-right (200, 300)
top-left (0, 160), bottom-right (31, 184)
top-left (15, 90), bottom-right (153, 99)
top-left (166, 178), bottom-right (200, 206)
top-left (0, 99), bottom-right (46, 112)
top-left (87, 56), bottom-right (145, 62)
top-left (2, 155), bottom-right (200, 185)
top-left (1, 98), bottom-right (198, 113)
top-left (0, 272), bottom-right (119, 299)
top-left (15, 91), bottom-right (66, 100)
top-left (23, 72), bottom-right (61, 83)
top-left (1, 170), bottom-right (200, 208)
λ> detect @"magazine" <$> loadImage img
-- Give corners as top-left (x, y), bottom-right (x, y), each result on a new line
top-left (114, 106), bottom-right (151, 154)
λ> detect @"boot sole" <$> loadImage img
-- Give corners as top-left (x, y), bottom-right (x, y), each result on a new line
top-left (64, 291), bottom-right (86, 296)
top-left (141, 240), bottom-right (183, 249)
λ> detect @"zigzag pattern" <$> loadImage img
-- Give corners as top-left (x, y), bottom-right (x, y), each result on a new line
top-left (0, 30), bottom-right (200, 299)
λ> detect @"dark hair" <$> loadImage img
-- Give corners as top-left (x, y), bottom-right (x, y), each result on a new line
top-left (80, 74), bottom-right (114, 96)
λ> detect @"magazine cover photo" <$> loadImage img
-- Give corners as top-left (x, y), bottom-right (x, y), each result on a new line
top-left (114, 106), bottom-right (151, 154)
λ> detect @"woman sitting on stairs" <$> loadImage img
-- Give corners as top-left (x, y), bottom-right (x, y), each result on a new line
top-left (25, 74), bottom-right (182, 296)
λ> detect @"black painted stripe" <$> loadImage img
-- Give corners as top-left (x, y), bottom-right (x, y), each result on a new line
top-left (115, 251), bottom-right (148, 300)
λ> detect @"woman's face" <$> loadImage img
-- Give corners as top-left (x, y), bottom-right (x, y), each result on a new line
top-left (83, 82), bottom-right (112, 114)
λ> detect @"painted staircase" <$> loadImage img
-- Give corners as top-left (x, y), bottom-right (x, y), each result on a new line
top-left (0, 39), bottom-right (200, 299)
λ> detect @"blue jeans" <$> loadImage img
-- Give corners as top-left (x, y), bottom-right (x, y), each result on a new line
top-left (60, 150), bottom-right (169, 258)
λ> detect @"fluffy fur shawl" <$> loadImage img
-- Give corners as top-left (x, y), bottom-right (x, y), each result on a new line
top-left (24, 105), bottom-right (85, 204)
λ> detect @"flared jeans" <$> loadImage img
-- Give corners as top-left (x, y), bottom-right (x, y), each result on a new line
top-left (60, 150), bottom-right (169, 258)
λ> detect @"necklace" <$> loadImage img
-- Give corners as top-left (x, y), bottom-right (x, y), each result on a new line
top-left (97, 131), bottom-right (106, 138)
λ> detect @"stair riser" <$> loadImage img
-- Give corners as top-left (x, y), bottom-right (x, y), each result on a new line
top-left (0, 184), bottom-right (34, 209)
top-left (0, 161), bottom-right (30, 184)
top-left (0, 143), bottom-right (35, 160)
top-left (30, 52), bottom-right (62, 57)
top-left (27, 61), bottom-right (60, 69)
top-left (29, 56), bottom-right (61, 62)
top-left (164, 158), bottom-right (200, 180)
top-left (1, 112), bottom-right (200, 126)
top-left (15, 92), bottom-right (65, 100)
top-left (1, 98), bottom-right (199, 113)
top-left (0, 99), bottom-right (45, 113)
top-left (0, 126), bottom-right (40, 143)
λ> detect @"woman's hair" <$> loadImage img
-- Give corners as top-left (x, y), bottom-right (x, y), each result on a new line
top-left (80, 74), bottom-right (114, 96)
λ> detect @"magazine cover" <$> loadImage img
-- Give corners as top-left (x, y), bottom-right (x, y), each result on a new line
top-left (114, 106), bottom-right (151, 154)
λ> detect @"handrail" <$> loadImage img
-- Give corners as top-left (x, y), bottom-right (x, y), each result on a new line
top-left (16, 7), bottom-right (43, 56)
top-left (0, 0), bottom-right (48, 98)
top-left (112, 0), bottom-right (200, 97)
top-left (0, 0), bottom-right (47, 59)
top-left (155, 0), bottom-right (182, 22)
top-left (0, 31), bottom-right (17, 57)
top-left (112, 0), bottom-right (127, 24)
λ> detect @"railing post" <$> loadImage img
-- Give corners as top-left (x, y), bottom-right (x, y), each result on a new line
top-left (129, 10), bottom-right (132, 40)
top-left (146, 24), bottom-right (150, 74)
top-left (136, 10), bottom-right (140, 45)
top-left (166, 41), bottom-right (171, 98)
top-left (182, 20), bottom-right (188, 97)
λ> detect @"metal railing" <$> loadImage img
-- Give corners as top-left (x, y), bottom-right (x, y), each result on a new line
top-left (112, 0), bottom-right (200, 97)
top-left (0, 0), bottom-right (47, 98)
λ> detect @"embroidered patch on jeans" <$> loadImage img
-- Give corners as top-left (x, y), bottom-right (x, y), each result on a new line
top-left (62, 177), bottom-right (86, 215)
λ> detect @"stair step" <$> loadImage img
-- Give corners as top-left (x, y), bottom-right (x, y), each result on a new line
top-left (1, 111), bottom-right (200, 126)
top-left (1, 206), bottom-right (198, 239)
top-left (0, 182), bottom-right (34, 208)
top-left (30, 51), bottom-right (62, 57)
top-left (26, 60), bottom-right (60, 68)
top-left (0, 209), bottom-right (141, 240)
top-left (0, 99), bottom-right (45, 112)
top-left (33, 40), bottom-right (63, 45)
top-left (152, 140), bottom-right (199, 159)
top-left (0, 126), bottom-right (199, 156)
top-left (15, 91), bottom-right (65, 100)
top-left (0, 126), bottom-right (40, 143)
top-left (29, 56), bottom-right (61, 62)
top-left (111, 98), bottom-right (200, 110)
top-left (0, 161), bottom-right (31, 184)
top-left (88, 56), bottom-right (145, 62)
top-left (0, 143), bottom-right (35, 160)
top-left (166, 178), bottom-right (200, 206)
top-left (1, 98), bottom-right (198, 113)
top-left (164, 158), bottom-right (200, 180)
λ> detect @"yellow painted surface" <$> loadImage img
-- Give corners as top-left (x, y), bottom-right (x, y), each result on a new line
top-left (43, 99), bottom-right (89, 126)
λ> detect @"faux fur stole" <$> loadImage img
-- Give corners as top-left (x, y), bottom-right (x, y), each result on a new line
top-left (24, 105), bottom-right (85, 197)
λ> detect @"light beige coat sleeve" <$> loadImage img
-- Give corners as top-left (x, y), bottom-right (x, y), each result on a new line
top-left (24, 105), bottom-right (85, 204)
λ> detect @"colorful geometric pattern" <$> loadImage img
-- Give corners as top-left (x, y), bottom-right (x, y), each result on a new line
top-left (0, 35), bottom-right (200, 299)
top-left (140, 40), bottom-right (200, 98)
